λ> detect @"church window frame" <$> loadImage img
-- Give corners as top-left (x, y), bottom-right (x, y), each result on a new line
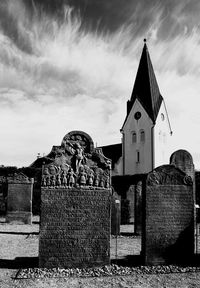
top-left (140, 130), bottom-right (145, 142)
top-left (132, 131), bottom-right (137, 144)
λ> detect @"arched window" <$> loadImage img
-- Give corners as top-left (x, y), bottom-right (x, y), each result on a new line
top-left (140, 130), bottom-right (145, 142)
top-left (132, 132), bottom-right (137, 143)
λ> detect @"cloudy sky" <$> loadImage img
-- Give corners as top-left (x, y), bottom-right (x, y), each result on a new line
top-left (0, 0), bottom-right (200, 168)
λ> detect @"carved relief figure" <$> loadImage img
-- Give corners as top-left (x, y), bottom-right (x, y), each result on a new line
top-left (79, 166), bottom-right (87, 186)
top-left (94, 173), bottom-right (100, 187)
top-left (57, 174), bottom-right (61, 187)
top-left (99, 177), bottom-right (104, 188)
top-left (62, 171), bottom-right (68, 186)
top-left (74, 143), bottom-right (84, 173)
top-left (51, 175), bottom-right (56, 187)
top-left (42, 176), bottom-right (46, 187)
top-left (68, 168), bottom-right (76, 187)
top-left (104, 175), bottom-right (110, 188)
top-left (46, 176), bottom-right (51, 186)
top-left (88, 169), bottom-right (94, 186)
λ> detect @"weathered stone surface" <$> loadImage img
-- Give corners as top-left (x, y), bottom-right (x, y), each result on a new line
top-left (39, 131), bottom-right (111, 268)
top-left (6, 173), bottom-right (34, 224)
top-left (143, 165), bottom-right (194, 265)
top-left (39, 189), bottom-right (111, 268)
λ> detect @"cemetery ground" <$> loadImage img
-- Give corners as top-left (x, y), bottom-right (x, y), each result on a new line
top-left (0, 218), bottom-right (200, 288)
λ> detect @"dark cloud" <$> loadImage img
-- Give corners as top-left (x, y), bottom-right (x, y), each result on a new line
top-left (23, 0), bottom-right (200, 38)
top-left (0, 0), bottom-right (200, 56)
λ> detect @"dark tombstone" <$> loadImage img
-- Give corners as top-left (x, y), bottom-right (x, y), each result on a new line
top-left (170, 149), bottom-right (195, 180)
top-left (143, 165), bottom-right (194, 265)
top-left (39, 131), bottom-right (111, 268)
top-left (134, 181), bottom-right (142, 235)
top-left (111, 191), bottom-right (121, 235)
top-left (6, 173), bottom-right (34, 224)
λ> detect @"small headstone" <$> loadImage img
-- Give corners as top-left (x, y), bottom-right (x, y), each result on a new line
top-left (39, 131), bottom-right (111, 268)
top-left (6, 173), bottom-right (34, 224)
top-left (143, 165), bottom-right (194, 265)
top-left (170, 149), bottom-right (195, 180)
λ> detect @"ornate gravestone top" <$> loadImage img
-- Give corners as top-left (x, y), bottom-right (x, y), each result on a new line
top-left (146, 165), bottom-right (193, 187)
top-left (7, 173), bottom-right (34, 184)
top-left (41, 131), bottom-right (111, 189)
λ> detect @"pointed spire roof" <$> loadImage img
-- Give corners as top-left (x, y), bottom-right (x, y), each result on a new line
top-left (123, 40), bottom-right (163, 127)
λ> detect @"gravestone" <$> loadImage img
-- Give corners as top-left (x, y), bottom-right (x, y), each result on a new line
top-left (39, 131), bottom-right (111, 268)
top-left (170, 149), bottom-right (195, 180)
top-left (111, 191), bottom-right (121, 235)
top-left (143, 165), bottom-right (194, 265)
top-left (6, 173), bottom-right (34, 224)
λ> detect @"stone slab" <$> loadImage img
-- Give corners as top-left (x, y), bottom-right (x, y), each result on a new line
top-left (6, 174), bottom-right (33, 224)
top-left (39, 188), bottom-right (111, 268)
top-left (143, 183), bottom-right (194, 265)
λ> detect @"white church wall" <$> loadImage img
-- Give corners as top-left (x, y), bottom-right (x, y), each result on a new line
top-left (122, 99), bottom-right (154, 175)
top-left (154, 101), bottom-right (172, 168)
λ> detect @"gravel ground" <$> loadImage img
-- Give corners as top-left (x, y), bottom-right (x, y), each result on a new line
top-left (1, 219), bottom-right (200, 287)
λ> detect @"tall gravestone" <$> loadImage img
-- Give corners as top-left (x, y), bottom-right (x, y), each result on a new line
top-left (143, 165), bottom-right (194, 265)
top-left (39, 131), bottom-right (111, 268)
top-left (6, 173), bottom-right (34, 224)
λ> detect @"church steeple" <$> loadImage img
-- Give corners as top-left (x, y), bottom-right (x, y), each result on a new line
top-left (126, 40), bottom-right (163, 124)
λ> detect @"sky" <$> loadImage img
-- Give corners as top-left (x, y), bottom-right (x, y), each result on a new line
top-left (1, 0), bottom-right (200, 168)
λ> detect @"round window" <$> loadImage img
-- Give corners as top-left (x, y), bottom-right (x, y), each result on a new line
top-left (134, 111), bottom-right (141, 120)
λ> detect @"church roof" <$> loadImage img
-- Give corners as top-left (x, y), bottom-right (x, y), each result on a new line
top-left (98, 143), bottom-right (122, 169)
top-left (122, 41), bottom-right (163, 129)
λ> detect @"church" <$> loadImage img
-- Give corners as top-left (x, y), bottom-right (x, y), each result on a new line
top-left (100, 40), bottom-right (172, 176)
top-left (31, 40), bottom-right (173, 178)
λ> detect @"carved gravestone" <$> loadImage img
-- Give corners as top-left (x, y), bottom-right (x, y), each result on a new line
top-left (143, 165), bottom-right (194, 265)
top-left (111, 191), bottom-right (121, 235)
top-left (39, 131), bottom-right (111, 268)
top-left (170, 150), bottom-right (195, 180)
top-left (6, 173), bottom-right (34, 224)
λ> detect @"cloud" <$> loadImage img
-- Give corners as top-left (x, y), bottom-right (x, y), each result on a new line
top-left (0, 0), bottom-right (200, 169)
